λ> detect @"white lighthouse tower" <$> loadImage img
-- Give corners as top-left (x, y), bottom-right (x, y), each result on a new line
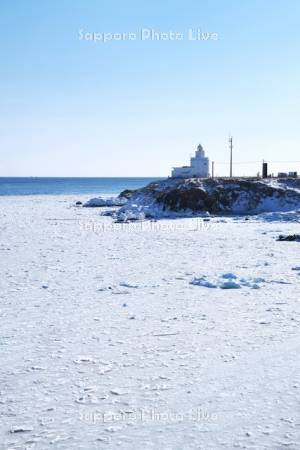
top-left (171, 144), bottom-right (210, 178)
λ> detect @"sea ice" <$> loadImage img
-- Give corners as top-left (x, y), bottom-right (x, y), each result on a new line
top-left (191, 273), bottom-right (266, 289)
top-left (1, 194), bottom-right (300, 450)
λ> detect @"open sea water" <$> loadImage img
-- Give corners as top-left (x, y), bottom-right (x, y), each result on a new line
top-left (0, 177), bottom-right (162, 196)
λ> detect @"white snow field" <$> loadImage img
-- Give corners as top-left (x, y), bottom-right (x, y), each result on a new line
top-left (1, 195), bottom-right (300, 450)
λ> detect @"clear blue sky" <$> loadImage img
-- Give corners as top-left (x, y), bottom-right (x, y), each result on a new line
top-left (1, 0), bottom-right (299, 176)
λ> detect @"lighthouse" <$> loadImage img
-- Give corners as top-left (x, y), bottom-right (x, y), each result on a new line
top-left (171, 144), bottom-right (210, 178)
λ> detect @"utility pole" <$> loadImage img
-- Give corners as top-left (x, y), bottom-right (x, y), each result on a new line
top-left (229, 136), bottom-right (233, 178)
top-left (211, 161), bottom-right (215, 178)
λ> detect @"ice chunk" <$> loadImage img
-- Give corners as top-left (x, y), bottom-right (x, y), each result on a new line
top-left (220, 280), bottom-right (241, 289)
top-left (191, 274), bottom-right (265, 289)
top-left (221, 273), bottom-right (238, 280)
top-left (190, 277), bottom-right (217, 288)
top-left (116, 205), bottom-right (146, 222)
top-left (83, 197), bottom-right (127, 207)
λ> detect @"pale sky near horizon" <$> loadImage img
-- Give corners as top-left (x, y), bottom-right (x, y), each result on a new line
top-left (0, 0), bottom-right (300, 177)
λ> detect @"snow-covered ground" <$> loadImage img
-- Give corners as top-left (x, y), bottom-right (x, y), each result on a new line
top-left (1, 195), bottom-right (300, 450)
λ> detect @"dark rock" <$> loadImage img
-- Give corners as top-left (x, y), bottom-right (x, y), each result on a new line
top-left (75, 201), bottom-right (82, 206)
top-left (119, 189), bottom-right (135, 199)
top-left (277, 234), bottom-right (300, 242)
top-left (156, 187), bottom-right (215, 212)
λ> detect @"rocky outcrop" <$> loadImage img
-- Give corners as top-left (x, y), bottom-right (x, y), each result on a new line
top-left (116, 177), bottom-right (300, 219)
top-left (119, 189), bottom-right (135, 199)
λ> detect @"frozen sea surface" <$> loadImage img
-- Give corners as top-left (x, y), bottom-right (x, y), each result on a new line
top-left (0, 195), bottom-right (300, 449)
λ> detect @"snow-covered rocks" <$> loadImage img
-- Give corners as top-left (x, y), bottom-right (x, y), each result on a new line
top-left (116, 204), bottom-right (146, 222)
top-left (115, 177), bottom-right (300, 219)
top-left (83, 196), bottom-right (127, 207)
top-left (191, 273), bottom-right (266, 289)
top-left (80, 178), bottom-right (300, 222)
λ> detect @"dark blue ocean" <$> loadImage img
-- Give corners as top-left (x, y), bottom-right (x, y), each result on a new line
top-left (0, 177), bottom-right (162, 196)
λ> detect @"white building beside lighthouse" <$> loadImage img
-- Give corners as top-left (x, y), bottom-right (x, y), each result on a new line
top-left (171, 144), bottom-right (210, 178)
